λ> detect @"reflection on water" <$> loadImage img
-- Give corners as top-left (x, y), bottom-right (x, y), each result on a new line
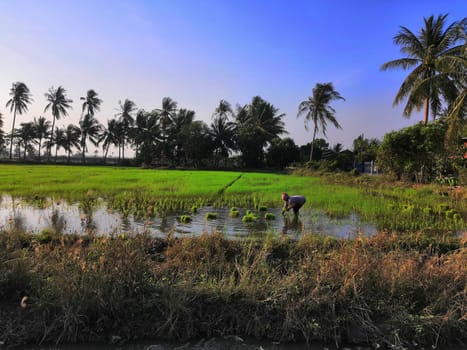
top-left (0, 195), bottom-right (377, 238)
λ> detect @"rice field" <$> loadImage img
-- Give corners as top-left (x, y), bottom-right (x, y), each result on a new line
top-left (0, 164), bottom-right (464, 233)
top-left (0, 164), bottom-right (466, 348)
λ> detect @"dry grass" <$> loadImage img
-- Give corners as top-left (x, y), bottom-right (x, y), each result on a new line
top-left (0, 230), bottom-right (465, 348)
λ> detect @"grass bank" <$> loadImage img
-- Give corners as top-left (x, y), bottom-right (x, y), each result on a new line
top-left (1, 230), bottom-right (465, 348)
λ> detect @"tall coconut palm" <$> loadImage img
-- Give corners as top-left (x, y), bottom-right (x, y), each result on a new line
top-left (115, 99), bottom-right (136, 162)
top-left (381, 14), bottom-right (466, 126)
top-left (157, 97), bottom-right (178, 132)
top-left (32, 116), bottom-right (51, 161)
top-left (210, 109), bottom-right (236, 160)
top-left (99, 118), bottom-right (121, 163)
top-left (436, 42), bottom-right (467, 147)
top-left (80, 89), bottom-right (102, 117)
top-left (0, 112), bottom-right (4, 151)
top-left (79, 113), bottom-right (102, 163)
top-left (297, 82), bottom-right (345, 161)
top-left (235, 96), bottom-right (286, 167)
top-left (63, 124), bottom-right (81, 162)
top-left (132, 110), bottom-right (162, 165)
top-left (52, 128), bottom-right (66, 162)
top-left (18, 122), bottom-right (35, 160)
top-left (213, 99), bottom-right (234, 120)
top-left (6, 82), bottom-right (32, 159)
top-left (44, 86), bottom-right (73, 161)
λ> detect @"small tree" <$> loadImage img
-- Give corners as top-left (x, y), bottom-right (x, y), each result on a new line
top-left (265, 137), bottom-right (299, 169)
top-left (377, 121), bottom-right (451, 182)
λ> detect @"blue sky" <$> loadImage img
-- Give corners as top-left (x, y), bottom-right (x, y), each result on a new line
top-left (0, 0), bottom-right (465, 153)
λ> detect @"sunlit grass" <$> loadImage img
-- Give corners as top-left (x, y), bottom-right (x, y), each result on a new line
top-left (0, 164), bottom-right (465, 233)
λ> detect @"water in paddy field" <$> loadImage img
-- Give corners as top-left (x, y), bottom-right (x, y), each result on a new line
top-left (0, 195), bottom-right (377, 238)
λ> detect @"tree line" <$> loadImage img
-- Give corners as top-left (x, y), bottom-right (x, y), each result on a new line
top-left (0, 82), bottom-right (350, 168)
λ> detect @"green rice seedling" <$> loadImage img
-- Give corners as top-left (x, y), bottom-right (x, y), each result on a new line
top-left (180, 215), bottom-right (192, 223)
top-left (258, 205), bottom-right (267, 211)
top-left (264, 212), bottom-right (275, 220)
top-left (205, 212), bottom-right (217, 220)
top-left (242, 213), bottom-right (258, 223)
top-left (229, 207), bottom-right (240, 218)
top-left (191, 205), bottom-right (198, 214)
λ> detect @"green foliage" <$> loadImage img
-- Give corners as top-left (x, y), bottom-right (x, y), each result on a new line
top-left (377, 120), bottom-right (454, 182)
top-left (264, 212), bottom-right (275, 220)
top-left (235, 96), bottom-right (286, 167)
top-left (265, 137), bottom-right (300, 169)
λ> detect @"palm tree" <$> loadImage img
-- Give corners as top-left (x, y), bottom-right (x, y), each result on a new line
top-left (99, 118), bottom-right (120, 163)
top-left (80, 89), bottom-right (102, 117)
top-left (381, 14), bottom-right (466, 126)
top-left (297, 82), bottom-right (345, 161)
top-left (63, 124), bottom-right (81, 162)
top-left (157, 97), bottom-right (178, 132)
top-left (132, 110), bottom-right (162, 165)
top-left (210, 104), bottom-right (236, 161)
top-left (53, 128), bottom-right (66, 162)
top-left (79, 113), bottom-right (102, 163)
top-left (6, 82), bottom-right (32, 159)
top-left (436, 43), bottom-right (467, 148)
top-left (32, 116), bottom-right (51, 161)
top-left (213, 99), bottom-right (234, 120)
top-left (0, 112), bottom-right (4, 151)
top-left (18, 122), bottom-right (35, 160)
top-left (44, 86), bottom-right (73, 161)
top-left (235, 96), bottom-right (287, 167)
top-left (115, 99), bottom-right (137, 162)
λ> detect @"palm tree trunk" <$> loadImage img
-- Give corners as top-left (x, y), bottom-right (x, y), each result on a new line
top-left (309, 125), bottom-right (318, 162)
top-left (104, 144), bottom-right (110, 163)
top-left (9, 111), bottom-right (16, 159)
top-left (49, 116), bottom-right (56, 162)
top-left (82, 137), bottom-right (86, 164)
top-left (423, 98), bottom-right (429, 126)
top-left (38, 138), bottom-right (42, 161)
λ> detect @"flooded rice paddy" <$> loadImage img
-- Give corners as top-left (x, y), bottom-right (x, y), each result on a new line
top-left (0, 195), bottom-right (377, 238)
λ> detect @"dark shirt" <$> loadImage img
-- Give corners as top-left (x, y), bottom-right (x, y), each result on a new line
top-left (284, 195), bottom-right (306, 210)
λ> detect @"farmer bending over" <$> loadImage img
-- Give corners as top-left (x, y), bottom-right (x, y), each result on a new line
top-left (281, 192), bottom-right (306, 216)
